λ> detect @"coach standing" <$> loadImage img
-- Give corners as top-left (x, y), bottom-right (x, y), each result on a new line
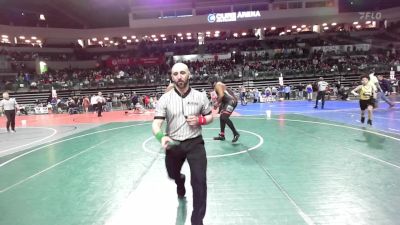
top-left (0, 92), bottom-right (18, 132)
top-left (152, 62), bottom-right (213, 225)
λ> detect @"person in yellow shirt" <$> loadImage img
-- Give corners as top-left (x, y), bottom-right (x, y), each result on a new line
top-left (351, 75), bottom-right (377, 125)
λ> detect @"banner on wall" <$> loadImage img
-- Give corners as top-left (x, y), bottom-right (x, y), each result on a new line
top-left (173, 53), bottom-right (231, 62)
top-left (105, 56), bottom-right (165, 67)
top-left (311, 44), bottom-right (371, 53)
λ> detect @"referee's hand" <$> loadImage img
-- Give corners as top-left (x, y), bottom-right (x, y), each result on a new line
top-left (186, 115), bottom-right (200, 126)
top-left (161, 136), bottom-right (174, 150)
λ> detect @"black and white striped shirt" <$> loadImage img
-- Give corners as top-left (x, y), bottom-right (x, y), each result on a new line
top-left (155, 87), bottom-right (212, 141)
top-left (318, 81), bottom-right (329, 92)
top-left (0, 98), bottom-right (18, 111)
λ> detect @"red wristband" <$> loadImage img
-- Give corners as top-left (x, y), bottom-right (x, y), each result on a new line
top-left (198, 116), bottom-right (206, 125)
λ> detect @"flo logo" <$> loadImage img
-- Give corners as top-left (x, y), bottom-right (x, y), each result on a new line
top-left (359, 12), bottom-right (382, 20)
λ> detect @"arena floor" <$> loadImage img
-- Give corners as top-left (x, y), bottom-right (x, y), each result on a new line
top-left (0, 99), bottom-right (399, 225)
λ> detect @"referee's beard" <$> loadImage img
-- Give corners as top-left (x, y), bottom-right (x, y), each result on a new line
top-left (174, 79), bottom-right (189, 91)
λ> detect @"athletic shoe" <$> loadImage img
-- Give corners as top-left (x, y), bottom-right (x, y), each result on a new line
top-left (361, 117), bottom-right (365, 123)
top-left (314, 106), bottom-right (318, 109)
top-left (177, 174), bottom-right (186, 199)
top-left (213, 134), bottom-right (225, 141)
top-left (232, 134), bottom-right (240, 143)
top-left (367, 119), bottom-right (372, 126)
top-left (11, 130), bottom-right (16, 133)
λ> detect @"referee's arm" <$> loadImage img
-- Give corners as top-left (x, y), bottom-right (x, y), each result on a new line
top-left (152, 94), bottom-right (167, 133)
top-left (152, 94), bottom-right (173, 149)
top-left (152, 118), bottom-right (164, 136)
top-left (152, 118), bottom-right (174, 149)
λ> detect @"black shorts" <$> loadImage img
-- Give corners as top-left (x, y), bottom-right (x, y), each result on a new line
top-left (359, 99), bottom-right (374, 110)
top-left (220, 100), bottom-right (237, 114)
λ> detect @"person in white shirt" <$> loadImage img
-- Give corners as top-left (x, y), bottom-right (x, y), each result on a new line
top-left (0, 92), bottom-right (18, 132)
top-left (314, 77), bottom-right (329, 109)
top-left (368, 72), bottom-right (380, 92)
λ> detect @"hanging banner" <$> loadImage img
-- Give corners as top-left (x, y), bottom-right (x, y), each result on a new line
top-left (173, 53), bottom-right (231, 62)
top-left (106, 56), bottom-right (165, 67)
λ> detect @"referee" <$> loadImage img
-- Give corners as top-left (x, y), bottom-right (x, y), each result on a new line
top-left (314, 77), bottom-right (329, 109)
top-left (152, 62), bottom-right (213, 225)
top-left (0, 92), bottom-right (18, 133)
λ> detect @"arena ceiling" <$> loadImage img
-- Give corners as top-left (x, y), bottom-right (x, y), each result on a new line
top-left (0, 0), bottom-right (131, 28)
top-left (0, 0), bottom-right (399, 28)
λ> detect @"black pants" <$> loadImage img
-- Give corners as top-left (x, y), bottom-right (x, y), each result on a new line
top-left (165, 136), bottom-right (207, 225)
top-left (285, 92), bottom-right (290, 100)
top-left (94, 103), bottom-right (103, 116)
top-left (5, 110), bottom-right (16, 131)
top-left (315, 91), bottom-right (326, 108)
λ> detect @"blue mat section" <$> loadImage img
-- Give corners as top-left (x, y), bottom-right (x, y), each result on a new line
top-left (235, 99), bottom-right (400, 135)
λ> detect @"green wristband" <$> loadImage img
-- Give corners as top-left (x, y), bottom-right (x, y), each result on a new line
top-left (155, 131), bottom-right (165, 142)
